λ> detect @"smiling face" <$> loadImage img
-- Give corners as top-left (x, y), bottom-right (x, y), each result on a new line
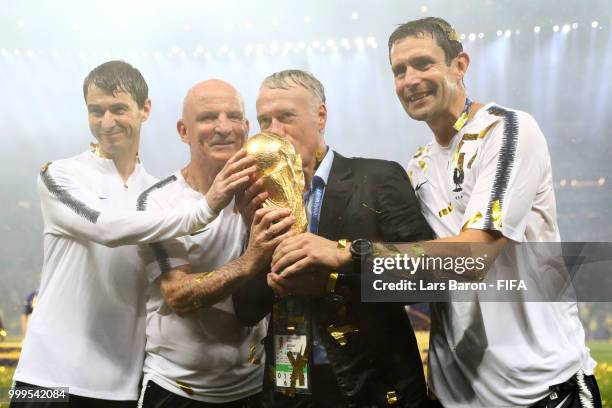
top-left (86, 84), bottom-right (150, 158)
top-left (178, 80), bottom-right (249, 168)
top-left (390, 34), bottom-right (467, 126)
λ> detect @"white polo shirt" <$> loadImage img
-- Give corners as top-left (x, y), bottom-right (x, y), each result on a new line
top-left (138, 171), bottom-right (266, 403)
top-left (407, 103), bottom-right (595, 407)
top-left (14, 150), bottom-right (218, 400)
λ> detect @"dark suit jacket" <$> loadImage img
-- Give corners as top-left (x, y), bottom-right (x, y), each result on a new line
top-left (233, 151), bottom-right (433, 408)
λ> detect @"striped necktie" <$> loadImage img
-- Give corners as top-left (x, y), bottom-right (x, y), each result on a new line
top-left (308, 176), bottom-right (325, 234)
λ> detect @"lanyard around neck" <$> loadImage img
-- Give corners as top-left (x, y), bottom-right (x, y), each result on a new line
top-left (453, 97), bottom-right (473, 131)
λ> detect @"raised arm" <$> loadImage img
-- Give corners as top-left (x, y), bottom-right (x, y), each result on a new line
top-left (40, 150), bottom-right (255, 247)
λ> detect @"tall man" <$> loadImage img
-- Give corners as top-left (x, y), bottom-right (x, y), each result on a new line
top-left (387, 17), bottom-right (600, 408)
top-left (137, 79), bottom-right (294, 407)
top-left (12, 61), bottom-right (256, 407)
top-left (233, 70), bottom-right (433, 407)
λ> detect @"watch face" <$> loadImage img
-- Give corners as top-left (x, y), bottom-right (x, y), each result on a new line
top-left (351, 239), bottom-right (372, 257)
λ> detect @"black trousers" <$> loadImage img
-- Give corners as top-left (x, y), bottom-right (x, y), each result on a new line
top-left (141, 380), bottom-right (263, 408)
top-left (9, 381), bottom-right (136, 408)
top-left (263, 364), bottom-right (432, 408)
top-left (531, 372), bottom-right (602, 408)
top-left (263, 363), bottom-right (346, 408)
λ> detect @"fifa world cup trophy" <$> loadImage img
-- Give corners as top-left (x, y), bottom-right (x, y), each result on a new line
top-left (244, 132), bottom-right (308, 233)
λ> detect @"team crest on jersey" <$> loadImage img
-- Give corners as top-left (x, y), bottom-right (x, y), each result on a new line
top-left (452, 150), bottom-right (466, 200)
top-left (453, 164), bottom-right (464, 193)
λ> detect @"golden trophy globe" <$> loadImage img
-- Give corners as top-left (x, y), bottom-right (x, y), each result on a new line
top-left (244, 132), bottom-right (308, 233)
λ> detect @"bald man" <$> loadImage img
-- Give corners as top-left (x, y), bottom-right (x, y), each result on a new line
top-left (137, 80), bottom-right (294, 407)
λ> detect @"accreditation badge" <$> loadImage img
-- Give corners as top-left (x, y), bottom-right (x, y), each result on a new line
top-left (273, 297), bottom-right (312, 396)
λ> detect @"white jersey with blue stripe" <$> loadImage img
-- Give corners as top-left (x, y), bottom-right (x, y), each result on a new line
top-left (407, 103), bottom-right (596, 407)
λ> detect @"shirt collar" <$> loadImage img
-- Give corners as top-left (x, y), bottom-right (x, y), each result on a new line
top-left (85, 149), bottom-right (142, 180)
top-left (433, 102), bottom-right (500, 151)
top-left (310, 147), bottom-right (334, 188)
top-left (461, 102), bottom-right (499, 133)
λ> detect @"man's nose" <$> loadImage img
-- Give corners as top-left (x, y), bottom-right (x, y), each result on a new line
top-left (214, 117), bottom-right (232, 136)
top-left (401, 67), bottom-right (422, 90)
top-left (268, 119), bottom-right (285, 137)
top-left (100, 111), bottom-right (116, 129)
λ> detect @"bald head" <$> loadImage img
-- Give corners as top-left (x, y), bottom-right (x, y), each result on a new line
top-left (177, 79), bottom-right (249, 169)
top-left (182, 79), bottom-right (245, 119)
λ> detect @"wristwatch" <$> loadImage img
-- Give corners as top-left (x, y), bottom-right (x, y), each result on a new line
top-left (349, 238), bottom-right (373, 261)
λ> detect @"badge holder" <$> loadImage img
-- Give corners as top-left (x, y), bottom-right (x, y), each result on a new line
top-left (273, 296), bottom-right (312, 396)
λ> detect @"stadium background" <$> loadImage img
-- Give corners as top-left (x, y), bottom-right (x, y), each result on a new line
top-left (1, 0), bottom-right (611, 405)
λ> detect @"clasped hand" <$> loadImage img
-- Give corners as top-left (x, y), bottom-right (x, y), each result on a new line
top-left (268, 233), bottom-right (350, 297)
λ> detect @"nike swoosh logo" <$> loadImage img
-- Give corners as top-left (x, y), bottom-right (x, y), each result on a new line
top-left (98, 197), bottom-right (108, 200)
top-left (415, 180), bottom-right (429, 191)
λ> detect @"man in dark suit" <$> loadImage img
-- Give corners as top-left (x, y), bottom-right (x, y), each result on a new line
top-left (233, 70), bottom-right (433, 407)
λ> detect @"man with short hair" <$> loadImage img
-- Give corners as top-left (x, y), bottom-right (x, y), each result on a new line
top-left (387, 17), bottom-right (600, 408)
top-left (12, 61), bottom-right (255, 407)
top-left (137, 79), bottom-right (294, 407)
top-left (234, 69), bottom-right (433, 407)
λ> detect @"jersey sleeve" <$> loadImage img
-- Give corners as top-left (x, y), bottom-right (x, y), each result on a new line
top-left (38, 161), bottom-right (218, 247)
top-left (461, 109), bottom-right (549, 242)
top-left (136, 184), bottom-right (191, 283)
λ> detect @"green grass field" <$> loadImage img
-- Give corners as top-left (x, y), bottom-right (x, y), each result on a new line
top-left (0, 337), bottom-right (18, 408)
top-left (0, 366), bottom-right (14, 408)
top-left (590, 340), bottom-right (612, 407)
top-left (1, 340), bottom-right (611, 407)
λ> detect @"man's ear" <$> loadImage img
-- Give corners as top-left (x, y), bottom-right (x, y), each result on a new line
top-left (454, 52), bottom-right (470, 84)
top-left (177, 119), bottom-right (189, 144)
top-left (318, 103), bottom-right (328, 133)
top-left (141, 99), bottom-right (152, 122)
